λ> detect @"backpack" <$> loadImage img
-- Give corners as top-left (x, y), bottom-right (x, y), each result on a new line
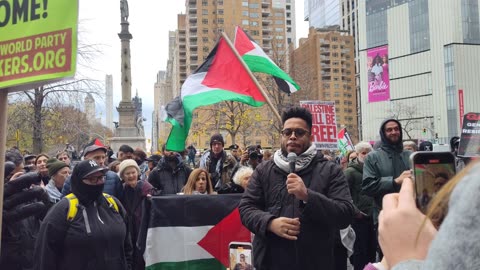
top-left (65, 193), bottom-right (119, 221)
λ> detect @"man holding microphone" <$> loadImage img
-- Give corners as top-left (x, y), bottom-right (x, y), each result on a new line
top-left (239, 107), bottom-right (354, 270)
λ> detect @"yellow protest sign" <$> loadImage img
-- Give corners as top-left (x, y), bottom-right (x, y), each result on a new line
top-left (0, 0), bottom-right (78, 91)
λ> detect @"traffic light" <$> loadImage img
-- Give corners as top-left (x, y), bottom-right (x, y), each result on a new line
top-left (423, 128), bottom-right (427, 134)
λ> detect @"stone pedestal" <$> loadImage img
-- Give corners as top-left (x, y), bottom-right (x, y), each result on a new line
top-left (109, 101), bottom-right (146, 150)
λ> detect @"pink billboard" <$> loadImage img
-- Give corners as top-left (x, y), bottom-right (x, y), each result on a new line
top-left (367, 45), bottom-right (390, 102)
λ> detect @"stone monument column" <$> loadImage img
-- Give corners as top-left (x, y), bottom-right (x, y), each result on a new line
top-left (109, 0), bottom-right (146, 151)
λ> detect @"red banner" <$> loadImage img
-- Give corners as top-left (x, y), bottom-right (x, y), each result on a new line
top-left (459, 89), bottom-right (464, 128)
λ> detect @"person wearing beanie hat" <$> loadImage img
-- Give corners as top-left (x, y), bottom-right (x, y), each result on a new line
top-left (210, 133), bottom-right (225, 147)
top-left (118, 159), bottom-right (154, 270)
top-left (34, 159), bottom-right (133, 270)
top-left (199, 133), bottom-right (237, 190)
top-left (45, 158), bottom-right (70, 203)
top-left (118, 159), bottom-right (140, 186)
top-left (419, 141), bottom-right (433, 151)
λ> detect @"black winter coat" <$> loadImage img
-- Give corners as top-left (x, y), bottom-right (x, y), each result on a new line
top-left (239, 153), bottom-right (354, 270)
top-left (147, 158), bottom-right (192, 195)
top-left (33, 196), bottom-right (133, 270)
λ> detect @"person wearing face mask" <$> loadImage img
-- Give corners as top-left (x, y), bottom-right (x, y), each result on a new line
top-left (147, 144), bottom-right (192, 195)
top-left (33, 159), bottom-right (133, 270)
top-left (344, 142), bottom-right (376, 270)
top-left (61, 145), bottom-right (123, 199)
top-left (118, 159), bottom-right (154, 270)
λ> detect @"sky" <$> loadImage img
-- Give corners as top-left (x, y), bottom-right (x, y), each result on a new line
top-left (78, 0), bottom-right (309, 141)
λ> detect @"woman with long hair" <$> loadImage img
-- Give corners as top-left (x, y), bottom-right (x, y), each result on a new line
top-left (181, 168), bottom-right (214, 195)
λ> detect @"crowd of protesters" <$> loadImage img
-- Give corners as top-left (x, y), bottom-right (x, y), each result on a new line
top-left (1, 106), bottom-right (478, 270)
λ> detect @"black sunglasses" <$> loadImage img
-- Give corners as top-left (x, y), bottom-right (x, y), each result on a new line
top-left (281, 128), bottom-right (309, 137)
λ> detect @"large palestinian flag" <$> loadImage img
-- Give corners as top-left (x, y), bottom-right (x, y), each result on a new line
top-left (163, 37), bottom-right (266, 152)
top-left (142, 194), bottom-right (251, 270)
top-left (233, 26), bottom-right (300, 94)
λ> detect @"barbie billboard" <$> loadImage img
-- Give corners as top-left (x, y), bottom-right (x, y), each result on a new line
top-left (367, 46), bottom-right (390, 102)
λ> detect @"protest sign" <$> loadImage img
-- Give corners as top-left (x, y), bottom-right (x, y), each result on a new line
top-left (0, 0), bottom-right (78, 91)
top-left (300, 100), bottom-right (337, 150)
top-left (458, 112), bottom-right (480, 157)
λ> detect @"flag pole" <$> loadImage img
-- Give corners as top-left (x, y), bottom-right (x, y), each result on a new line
top-left (221, 32), bottom-right (282, 123)
top-left (0, 90), bottom-right (8, 251)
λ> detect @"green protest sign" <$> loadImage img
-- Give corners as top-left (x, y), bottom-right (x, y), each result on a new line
top-left (0, 0), bottom-right (78, 91)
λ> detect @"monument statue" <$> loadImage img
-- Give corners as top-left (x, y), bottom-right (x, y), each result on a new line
top-left (120, 0), bottom-right (129, 22)
top-left (136, 116), bottom-right (144, 136)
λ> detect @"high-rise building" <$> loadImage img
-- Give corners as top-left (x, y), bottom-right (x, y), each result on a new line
top-left (153, 71), bottom-right (168, 152)
top-left (304, 0), bottom-right (361, 137)
top-left (358, 0), bottom-right (480, 143)
top-left (304, 0), bottom-right (341, 28)
top-left (84, 93), bottom-right (96, 125)
top-left (180, 0), bottom-right (295, 86)
top-left (105, 74), bottom-right (114, 131)
top-left (290, 27), bottom-right (358, 141)
top-left (157, 0), bottom-right (298, 149)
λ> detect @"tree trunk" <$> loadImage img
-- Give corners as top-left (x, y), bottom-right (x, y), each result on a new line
top-left (32, 87), bottom-right (44, 154)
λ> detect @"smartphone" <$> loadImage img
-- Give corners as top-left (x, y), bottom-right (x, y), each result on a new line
top-left (228, 242), bottom-right (253, 270)
top-left (410, 151), bottom-right (455, 213)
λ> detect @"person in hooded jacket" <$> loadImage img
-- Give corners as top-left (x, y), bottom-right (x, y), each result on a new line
top-left (362, 119), bottom-right (412, 219)
top-left (34, 159), bottom-right (133, 270)
top-left (361, 119), bottom-right (412, 257)
top-left (147, 144), bottom-right (192, 195)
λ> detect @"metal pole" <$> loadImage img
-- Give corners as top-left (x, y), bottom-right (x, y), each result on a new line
top-left (0, 90), bottom-right (9, 252)
top-left (221, 32), bottom-right (283, 123)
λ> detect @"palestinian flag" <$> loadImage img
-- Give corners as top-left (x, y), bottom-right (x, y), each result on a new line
top-left (141, 194), bottom-right (251, 270)
top-left (337, 128), bottom-right (354, 156)
top-left (234, 26), bottom-right (300, 94)
top-left (163, 37), bottom-right (266, 152)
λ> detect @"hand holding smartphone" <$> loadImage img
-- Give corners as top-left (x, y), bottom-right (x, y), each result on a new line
top-left (410, 151), bottom-right (455, 213)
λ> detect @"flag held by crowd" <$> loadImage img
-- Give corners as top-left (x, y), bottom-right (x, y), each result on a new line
top-left (233, 26), bottom-right (300, 94)
top-left (163, 37), bottom-right (266, 152)
top-left (337, 128), bottom-right (354, 156)
top-left (141, 194), bottom-right (251, 270)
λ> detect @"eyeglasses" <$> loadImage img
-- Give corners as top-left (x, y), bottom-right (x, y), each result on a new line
top-left (385, 126), bottom-right (400, 133)
top-left (281, 128), bottom-right (309, 138)
top-left (360, 151), bottom-right (369, 155)
top-left (83, 175), bottom-right (105, 184)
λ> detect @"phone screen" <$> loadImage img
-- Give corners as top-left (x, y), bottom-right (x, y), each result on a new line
top-left (412, 152), bottom-right (455, 213)
top-left (229, 242), bottom-right (253, 270)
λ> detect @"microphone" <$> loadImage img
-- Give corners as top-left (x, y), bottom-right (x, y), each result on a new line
top-left (287, 152), bottom-right (297, 174)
